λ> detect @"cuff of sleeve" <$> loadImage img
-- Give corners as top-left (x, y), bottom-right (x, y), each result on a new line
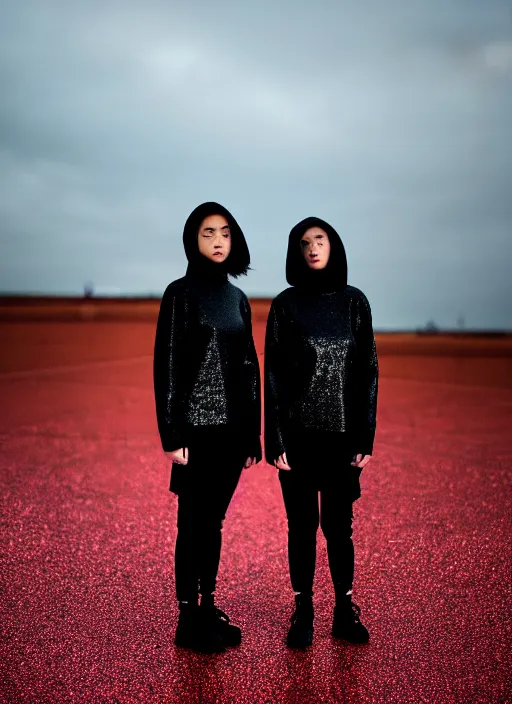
top-left (355, 428), bottom-right (375, 456)
top-left (161, 428), bottom-right (186, 453)
top-left (264, 441), bottom-right (286, 466)
top-left (249, 435), bottom-right (263, 463)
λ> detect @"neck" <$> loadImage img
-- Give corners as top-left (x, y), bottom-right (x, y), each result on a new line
top-left (299, 265), bottom-right (344, 293)
top-left (186, 256), bottom-right (229, 285)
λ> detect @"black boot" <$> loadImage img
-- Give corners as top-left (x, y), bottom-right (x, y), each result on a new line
top-left (175, 601), bottom-right (225, 653)
top-left (331, 596), bottom-right (369, 644)
top-left (200, 594), bottom-right (242, 647)
top-left (287, 594), bottom-right (314, 648)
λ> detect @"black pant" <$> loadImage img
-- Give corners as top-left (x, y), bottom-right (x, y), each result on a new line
top-left (172, 429), bottom-right (246, 603)
top-left (279, 431), bottom-right (361, 599)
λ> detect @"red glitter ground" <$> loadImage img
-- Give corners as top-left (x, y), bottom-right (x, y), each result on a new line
top-left (1, 320), bottom-right (511, 703)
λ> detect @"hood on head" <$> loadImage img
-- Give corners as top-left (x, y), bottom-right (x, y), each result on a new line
top-left (183, 202), bottom-right (250, 278)
top-left (286, 216), bottom-right (347, 292)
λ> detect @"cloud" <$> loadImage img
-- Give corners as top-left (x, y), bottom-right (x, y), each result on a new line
top-left (0, 0), bottom-right (511, 328)
top-left (480, 40), bottom-right (512, 72)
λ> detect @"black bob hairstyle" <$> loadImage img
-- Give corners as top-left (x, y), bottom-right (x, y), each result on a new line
top-left (183, 202), bottom-right (251, 278)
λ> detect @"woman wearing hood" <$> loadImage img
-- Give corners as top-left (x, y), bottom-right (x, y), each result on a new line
top-left (264, 217), bottom-right (378, 648)
top-left (154, 202), bottom-right (261, 653)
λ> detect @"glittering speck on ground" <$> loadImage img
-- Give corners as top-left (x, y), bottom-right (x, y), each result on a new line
top-left (1, 320), bottom-right (511, 704)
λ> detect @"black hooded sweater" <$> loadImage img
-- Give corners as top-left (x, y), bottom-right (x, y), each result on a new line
top-left (153, 203), bottom-right (261, 461)
top-left (264, 217), bottom-right (378, 464)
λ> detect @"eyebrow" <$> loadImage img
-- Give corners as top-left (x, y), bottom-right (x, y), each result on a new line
top-left (301, 233), bottom-right (325, 242)
top-left (203, 225), bottom-right (230, 232)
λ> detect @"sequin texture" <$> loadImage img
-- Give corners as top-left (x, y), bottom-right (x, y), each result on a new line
top-left (264, 285), bottom-right (378, 462)
top-left (153, 274), bottom-right (261, 458)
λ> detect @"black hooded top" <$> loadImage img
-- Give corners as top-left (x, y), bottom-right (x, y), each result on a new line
top-left (264, 217), bottom-right (378, 463)
top-left (153, 202), bottom-right (261, 461)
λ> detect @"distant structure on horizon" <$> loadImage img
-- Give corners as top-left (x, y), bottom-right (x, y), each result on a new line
top-left (83, 283), bottom-right (123, 298)
top-left (419, 319), bottom-right (440, 334)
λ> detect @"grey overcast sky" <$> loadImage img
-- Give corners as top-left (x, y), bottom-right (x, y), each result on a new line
top-left (0, 0), bottom-right (511, 329)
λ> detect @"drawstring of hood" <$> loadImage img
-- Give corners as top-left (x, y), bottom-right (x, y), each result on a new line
top-left (286, 217), bottom-right (347, 293)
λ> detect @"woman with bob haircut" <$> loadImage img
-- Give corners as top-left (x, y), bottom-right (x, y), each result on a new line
top-left (264, 217), bottom-right (378, 648)
top-left (154, 202), bottom-right (261, 653)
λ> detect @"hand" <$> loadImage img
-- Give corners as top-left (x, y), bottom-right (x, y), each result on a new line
top-left (244, 457), bottom-right (257, 469)
top-left (351, 453), bottom-right (371, 469)
top-left (166, 448), bottom-right (189, 465)
top-left (274, 452), bottom-right (292, 471)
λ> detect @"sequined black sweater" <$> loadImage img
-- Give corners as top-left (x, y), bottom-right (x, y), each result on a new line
top-left (153, 272), bottom-right (261, 459)
top-left (264, 284), bottom-right (378, 463)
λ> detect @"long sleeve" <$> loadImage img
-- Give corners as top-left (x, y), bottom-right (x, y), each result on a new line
top-left (264, 300), bottom-right (288, 463)
top-left (353, 293), bottom-right (379, 455)
top-left (240, 296), bottom-right (262, 461)
top-left (153, 285), bottom-right (189, 452)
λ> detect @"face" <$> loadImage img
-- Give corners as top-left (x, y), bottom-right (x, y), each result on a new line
top-left (300, 227), bottom-right (331, 269)
top-left (197, 214), bottom-right (232, 263)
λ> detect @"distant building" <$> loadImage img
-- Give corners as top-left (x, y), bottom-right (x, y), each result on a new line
top-left (417, 319), bottom-right (439, 334)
